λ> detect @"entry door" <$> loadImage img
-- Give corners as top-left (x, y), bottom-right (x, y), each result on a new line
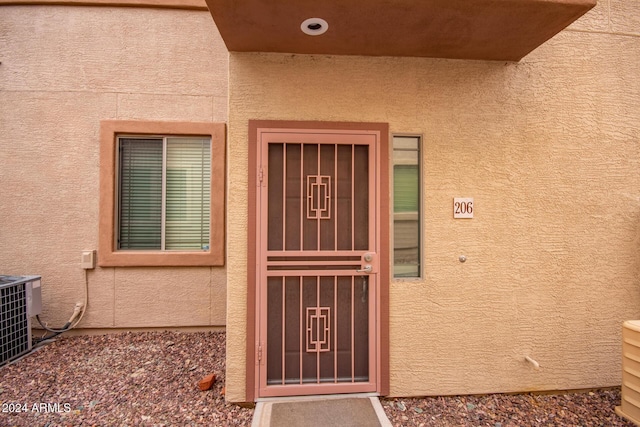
top-left (256, 128), bottom-right (381, 397)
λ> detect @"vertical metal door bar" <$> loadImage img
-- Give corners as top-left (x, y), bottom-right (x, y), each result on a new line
top-left (282, 144), bottom-right (287, 250)
top-left (334, 144), bottom-right (338, 251)
top-left (316, 275), bottom-right (320, 383)
top-left (368, 141), bottom-right (376, 259)
top-left (351, 275), bottom-right (355, 382)
top-left (316, 144), bottom-right (321, 251)
top-left (368, 138), bottom-right (377, 390)
top-left (300, 144), bottom-right (304, 251)
top-left (351, 145), bottom-right (355, 251)
top-left (368, 269), bottom-right (377, 391)
top-left (281, 277), bottom-right (286, 385)
top-left (299, 276), bottom-right (303, 385)
top-left (333, 275), bottom-right (337, 383)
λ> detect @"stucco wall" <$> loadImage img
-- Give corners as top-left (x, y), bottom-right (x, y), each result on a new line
top-left (226, 0), bottom-right (640, 400)
top-left (0, 6), bottom-right (228, 328)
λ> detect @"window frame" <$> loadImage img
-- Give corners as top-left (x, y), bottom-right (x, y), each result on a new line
top-left (99, 120), bottom-right (225, 267)
top-left (391, 134), bottom-right (423, 279)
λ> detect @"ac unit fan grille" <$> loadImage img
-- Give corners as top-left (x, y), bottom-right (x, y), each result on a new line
top-left (0, 282), bottom-right (29, 365)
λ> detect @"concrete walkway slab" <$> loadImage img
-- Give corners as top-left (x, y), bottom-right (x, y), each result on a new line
top-left (252, 394), bottom-right (392, 427)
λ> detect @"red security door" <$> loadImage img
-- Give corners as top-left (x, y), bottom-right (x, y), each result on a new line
top-left (254, 127), bottom-right (384, 397)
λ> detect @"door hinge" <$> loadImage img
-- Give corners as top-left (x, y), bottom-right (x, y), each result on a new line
top-left (257, 343), bottom-right (263, 362)
top-left (258, 167), bottom-right (264, 184)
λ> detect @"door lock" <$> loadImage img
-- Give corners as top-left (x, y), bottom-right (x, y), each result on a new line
top-left (357, 252), bottom-right (377, 274)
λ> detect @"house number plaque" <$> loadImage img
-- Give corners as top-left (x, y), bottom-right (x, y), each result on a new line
top-left (453, 198), bottom-right (474, 219)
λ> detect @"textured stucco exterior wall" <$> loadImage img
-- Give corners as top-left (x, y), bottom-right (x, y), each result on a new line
top-left (0, 6), bottom-right (228, 328)
top-left (225, 1), bottom-right (640, 400)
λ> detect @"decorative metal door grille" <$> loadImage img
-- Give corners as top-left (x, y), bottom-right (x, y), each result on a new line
top-left (306, 306), bottom-right (331, 353)
top-left (307, 175), bottom-right (332, 220)
top-left (257, 131), bottom-right (379, 397)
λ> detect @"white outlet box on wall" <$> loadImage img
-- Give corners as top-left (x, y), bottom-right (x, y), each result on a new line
top-left (81, 250), bottom-right (96, 269)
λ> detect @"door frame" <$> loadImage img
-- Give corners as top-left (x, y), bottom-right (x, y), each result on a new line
top-left (246, 120), bottom-right (389, 401)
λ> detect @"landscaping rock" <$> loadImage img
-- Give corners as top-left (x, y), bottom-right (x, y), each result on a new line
top-left (198, 373), bottom-right (216, 391)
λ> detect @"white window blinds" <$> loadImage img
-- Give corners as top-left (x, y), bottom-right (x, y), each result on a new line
top-left (118, 138), bottom-right (163, 249)
top-left (165, 138), bottom-right (211, 250)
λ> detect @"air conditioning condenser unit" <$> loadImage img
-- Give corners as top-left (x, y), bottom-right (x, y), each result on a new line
top-left (0, 275), bottom-right (42, 365)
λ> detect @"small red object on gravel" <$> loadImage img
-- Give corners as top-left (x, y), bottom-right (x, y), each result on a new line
top-left (198, 373), bottom-right (216, 391)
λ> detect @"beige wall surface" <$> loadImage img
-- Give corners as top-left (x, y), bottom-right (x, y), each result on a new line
top-left (226, 1), bottom-right (640, 400)
top-left (0, 6), bottom-right (228, 328)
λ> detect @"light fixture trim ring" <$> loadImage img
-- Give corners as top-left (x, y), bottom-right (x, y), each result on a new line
top-left (301, 18), bottom-right (329, 36)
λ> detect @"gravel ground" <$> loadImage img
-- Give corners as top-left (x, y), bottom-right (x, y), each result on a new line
top-left (382, 390), bottom-right (635, 427)
top-left (0, 331), bottom-right (253, 426)
top-left (0, 331), bottom-right (635, 427)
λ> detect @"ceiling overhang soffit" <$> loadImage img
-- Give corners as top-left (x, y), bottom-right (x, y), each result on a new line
top-left (206, 0), bottom-right (595, 61)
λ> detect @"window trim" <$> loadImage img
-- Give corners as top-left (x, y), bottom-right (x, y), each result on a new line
top-left (99, 120), bottom-right (225, 267)
top-left (391, 134), bottom-right (423, 279)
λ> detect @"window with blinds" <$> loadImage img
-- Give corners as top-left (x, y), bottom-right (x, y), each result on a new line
top-left (393, 135), bottom-right (421, 277)
top-left (117, 136), bottom-right (211, 251)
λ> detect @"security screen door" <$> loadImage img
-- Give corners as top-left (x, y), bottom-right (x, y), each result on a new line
top-left (256, 128), bottom-right (381, 397)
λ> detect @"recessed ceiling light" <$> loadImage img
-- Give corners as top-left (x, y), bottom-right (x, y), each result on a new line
top-left (301, 18), bottom-right (329, 36)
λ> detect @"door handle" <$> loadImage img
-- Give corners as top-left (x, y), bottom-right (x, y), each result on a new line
top-left (357, 252), bottom-right (377, 274)
top-left (356, 265), bottom-right (372, 273)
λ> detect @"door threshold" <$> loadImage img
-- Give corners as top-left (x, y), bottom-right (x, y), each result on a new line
top-left (256, 392), bottom-right (380, 403)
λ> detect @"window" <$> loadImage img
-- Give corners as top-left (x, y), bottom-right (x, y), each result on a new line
top-left (99, 121), bottom-right (225, 267)
top-left (393, 135), bottom-right (421, 277)
top-left (118, 136), bottom-right (211, 251)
